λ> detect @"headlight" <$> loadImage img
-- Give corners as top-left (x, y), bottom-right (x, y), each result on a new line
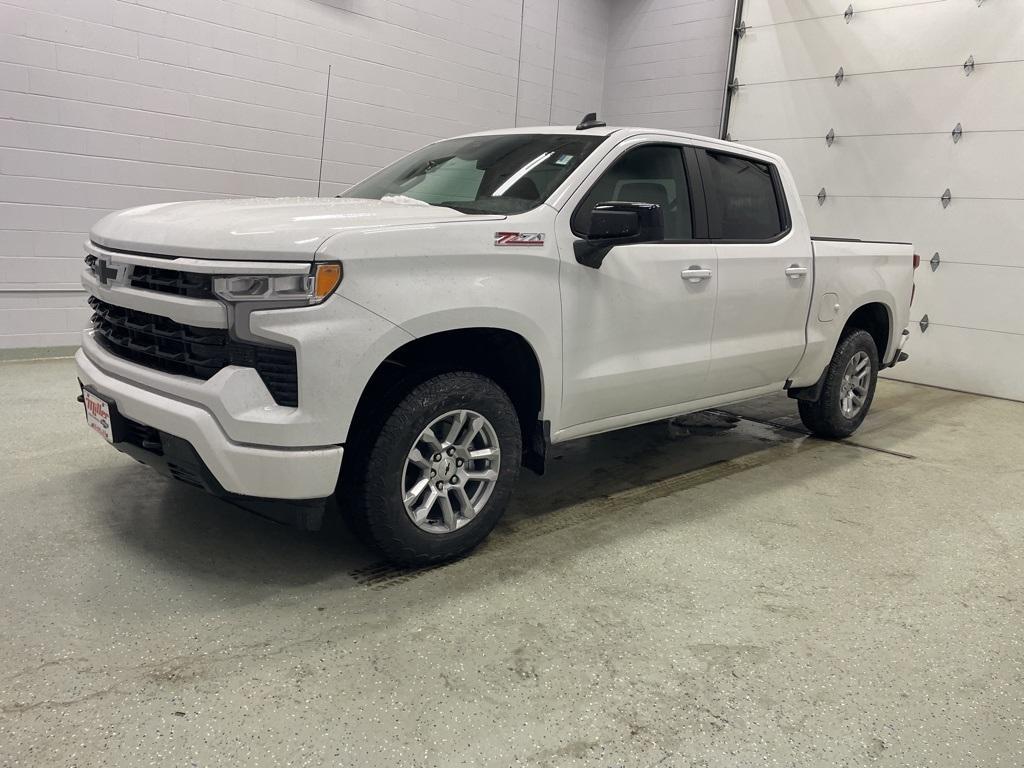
top-left (213, 262), bottom-right (342, 305)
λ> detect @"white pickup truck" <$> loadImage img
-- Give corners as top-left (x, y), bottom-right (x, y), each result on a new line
top-left (76, 116), bottom-right (915, 565)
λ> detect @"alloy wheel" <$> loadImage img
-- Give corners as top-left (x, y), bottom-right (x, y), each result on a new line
top-left (839, 350), bottom-right (871, 418)
top-left (401, 409), bottom-right (501, 534)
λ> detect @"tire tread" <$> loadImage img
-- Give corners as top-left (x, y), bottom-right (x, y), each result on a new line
top-left (341, 371), bottom-right (521, 567)
top-left (798, 329), bottom-right (879, 439)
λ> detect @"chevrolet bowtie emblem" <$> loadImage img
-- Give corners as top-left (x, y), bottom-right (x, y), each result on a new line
top-left (95, 259), bottom-right (118, 285)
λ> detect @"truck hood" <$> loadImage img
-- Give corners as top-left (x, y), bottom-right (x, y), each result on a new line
top-left (89, 197), bottom-right (504, 261)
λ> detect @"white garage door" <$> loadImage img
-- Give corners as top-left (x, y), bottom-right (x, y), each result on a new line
top-left (725, 0), bottom-right (1024, 402)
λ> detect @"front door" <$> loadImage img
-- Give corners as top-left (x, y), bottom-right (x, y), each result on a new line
top-left (556, 141), bottom-right (719, 430)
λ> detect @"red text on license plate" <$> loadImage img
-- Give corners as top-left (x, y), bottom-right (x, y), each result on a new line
top-left (83, 390), bottom-right (114, 443)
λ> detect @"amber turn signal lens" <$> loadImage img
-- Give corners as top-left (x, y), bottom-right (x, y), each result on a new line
top-left (313, 263), bottom-right (342, 301)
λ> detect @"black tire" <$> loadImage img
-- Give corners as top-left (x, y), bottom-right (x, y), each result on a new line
top-left (798, 328), bottom-right (879, 439)
top-left (342, 372), bottom-right (521, 566)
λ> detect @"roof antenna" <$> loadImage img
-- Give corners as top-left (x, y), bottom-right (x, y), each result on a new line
top-left (576, 112), bottom-right (606, 130)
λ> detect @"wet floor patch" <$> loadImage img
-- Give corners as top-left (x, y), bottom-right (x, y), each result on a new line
top-left (359, 405), bottom-right (809, 586)
top-left (355, 418), bottom-right (820, 587)
top-left (496, 435), bottom-right (822, 546)
top-left (350, 401), bottom-right (914, 585)
top-left (717, 408), bottom-right (918, 460)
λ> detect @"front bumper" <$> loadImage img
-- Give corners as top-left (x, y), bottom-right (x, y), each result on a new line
top-left (107, 413), bottom-right (328, 530)
top-left (76, 347), bottom-right (344, 502)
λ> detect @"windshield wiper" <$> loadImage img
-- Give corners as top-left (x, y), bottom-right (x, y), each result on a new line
top-left (436, 202), bottom-right (492, 215)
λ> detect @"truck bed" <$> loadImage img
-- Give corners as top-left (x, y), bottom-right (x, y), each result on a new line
top-left (786, 237), bottom-right (915, 388)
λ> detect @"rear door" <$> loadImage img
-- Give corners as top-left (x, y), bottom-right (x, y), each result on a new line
top-left (696, 148), bottom-right (813, 393)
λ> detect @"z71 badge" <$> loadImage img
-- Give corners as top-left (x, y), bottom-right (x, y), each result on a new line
top-left (494, 232), bottom-right (545, 246)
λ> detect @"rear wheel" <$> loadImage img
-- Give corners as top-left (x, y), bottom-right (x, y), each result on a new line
top-left (798, 329), bottom-right (879, 438)
top-left (343, 372), bottom-right (521, 566)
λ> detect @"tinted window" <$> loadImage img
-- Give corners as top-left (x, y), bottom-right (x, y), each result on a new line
top-left (342, 134), bottom-right (606, 215)
top-left (574, 145), bottom-right (693, 240)
top-left (702, 151), bottom-right (784, 240)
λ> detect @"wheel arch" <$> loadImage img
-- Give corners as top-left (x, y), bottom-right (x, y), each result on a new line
top-left (789, 299), bottom-right (893, 403)
top-left (843, 300), bottom-right (892, 361)
top-left (345, 323), bottom-right (552, 473)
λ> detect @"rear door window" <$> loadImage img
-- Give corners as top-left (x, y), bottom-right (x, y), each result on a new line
top-left (700, 151), bottom-right (786, 240)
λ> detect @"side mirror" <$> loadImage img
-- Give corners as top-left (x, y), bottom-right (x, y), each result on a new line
top-left (574, 202), bottom-right (665, 268)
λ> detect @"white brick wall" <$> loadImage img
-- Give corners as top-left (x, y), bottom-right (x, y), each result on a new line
top-left (0, 0), bottom-right (614, 348)
top-left (602, 0), bottom-right (734, 136)
top-left (514, 0), bottom-right (611, 128)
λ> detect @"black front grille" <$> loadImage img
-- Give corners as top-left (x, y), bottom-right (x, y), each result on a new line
top-left (89, 296), bottom-right (298, 407)
top-left (84, 250), bottom-right (213, 299)
top-left (130, 264), bottom-right (214, 299)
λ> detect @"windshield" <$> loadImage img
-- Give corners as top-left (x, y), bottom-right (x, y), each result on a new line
top-left (340, 133), bottom-right (607, 215)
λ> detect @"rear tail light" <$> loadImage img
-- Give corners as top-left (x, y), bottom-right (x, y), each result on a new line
top-left (913, 253), bottom-right (921, 269)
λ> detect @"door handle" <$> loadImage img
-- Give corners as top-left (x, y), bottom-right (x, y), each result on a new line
top-left (785, 264), bottom-right (809, 278)
top-left (681, 266), bottom-right (712, 283)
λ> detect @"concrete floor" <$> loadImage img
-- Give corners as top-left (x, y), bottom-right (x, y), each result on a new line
top-left (2, 357), bottom-right (1023, 767)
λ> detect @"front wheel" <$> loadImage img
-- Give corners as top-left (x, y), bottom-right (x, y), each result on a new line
top-left (345, 372), bottom-right (522, 566)
top-left (798, 328), bottom-right (879, 438)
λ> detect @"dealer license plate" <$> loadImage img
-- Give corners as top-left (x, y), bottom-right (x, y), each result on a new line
top-left (82, 388), bottom-right (115, 443)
